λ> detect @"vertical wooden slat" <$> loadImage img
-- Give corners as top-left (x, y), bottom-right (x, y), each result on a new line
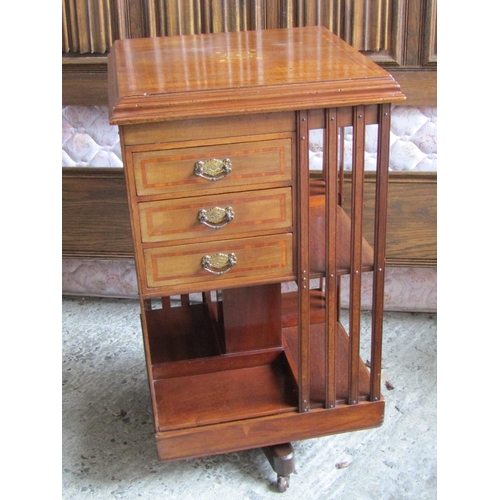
top-left (251, 0), bottom-right (264, 29)
top-left (338, 126), bottom-right (345, 206)
top-left (161, 296), bottom-right (171, 309)
top-left (304, 0), bottom-right (319, 26)
top-left (380, 0), bottom-right (390, 52)
top-left (75, 0), bottom-right (91, 53)
top-left (296, 0), bottom-right (305, 27)
top-left (210, 0), bottom-right (224, 32)
top-left (252, 0), bottom-right (265, 30)
top-left (297, 109), bottom-right (310, 413)
top-left (370, 103), bottom-right (391, 401)
top-left (164, 0), bottom-right (177, 35)
top-left (352, 0), bottom-right (366, 50)
top-left (364, 0), bottom-right (383, 51)
top-left (146, 0), bottom-right (159, 36)
top-left (423, 0), bottom-right (437, 65)
top-left (64, 0), bottom-right (78, 52)
top-left (325, 107), bottom-right (338, 409)
top-left (88, 0), bottom-right (111, 53)
top-left (320, 0), bottom-right (333, 33)
top-left (183, 0), bottom-right (201, 34)
top-left (151, 0), bottom-right (202, 36)
top-left (202, 0), bottom-right (212, 33)
top-left (63, 0), bottom-right (71, 52)
top-left (278, 0), bottom-right (294, 28)
top-left (348, 105), bottom-right (365, 405)
top-left (167, 0), bottom-right (184, 35)
top-left (327, 0), bottom-right (344, 37)
top-left (104, 0), bottom-right (114, 49)
top-left (344, 0), bottom-right (354, 45)
top-left (351, 0), bottom-right (388, 51)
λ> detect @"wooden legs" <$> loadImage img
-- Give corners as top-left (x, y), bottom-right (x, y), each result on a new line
top-left (263, 443), bottom-right (296, 493)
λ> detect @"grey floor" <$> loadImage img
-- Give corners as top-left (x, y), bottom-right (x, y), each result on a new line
top-left (62, 296), bottom-right (437, 499)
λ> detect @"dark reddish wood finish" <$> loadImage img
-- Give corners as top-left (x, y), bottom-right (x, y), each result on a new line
top-left (222, 284), bottom-right (282, 353)
top-left (107, 26), bottom-right (404, 476)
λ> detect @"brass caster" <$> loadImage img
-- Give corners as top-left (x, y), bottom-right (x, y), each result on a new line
top-left (277, 474), bottom-right (290, 493)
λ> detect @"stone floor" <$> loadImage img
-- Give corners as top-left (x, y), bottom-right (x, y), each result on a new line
top-left (62, 296), bottom-right (437, 499)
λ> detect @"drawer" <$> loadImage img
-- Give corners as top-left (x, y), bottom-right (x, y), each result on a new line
top-left (138, 187), bottom-right (293, 244)
top-left (143, 233), bottom-right (293, 291)
top-left (131, 137), bottom-right (292, 197)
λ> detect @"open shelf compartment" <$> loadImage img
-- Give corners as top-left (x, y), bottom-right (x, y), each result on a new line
top-left (143, 298), bottom-right (298, 433)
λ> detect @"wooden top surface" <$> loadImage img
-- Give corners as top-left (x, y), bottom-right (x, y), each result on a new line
top-left (108, 26), bottom-right (405, 124)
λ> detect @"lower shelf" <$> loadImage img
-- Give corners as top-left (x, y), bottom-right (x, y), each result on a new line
top-left (153, 349), bottom-right (298, 432)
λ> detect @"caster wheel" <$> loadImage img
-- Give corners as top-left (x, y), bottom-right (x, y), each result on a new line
top-left (277, 475), bottom-right (290, 493)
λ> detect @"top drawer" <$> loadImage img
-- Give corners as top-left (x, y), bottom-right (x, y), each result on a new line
top-left (130, 137), bottom-right (292, 197)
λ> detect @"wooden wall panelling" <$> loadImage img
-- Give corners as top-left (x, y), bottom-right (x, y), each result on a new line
top-left (422, 0), bottom-right (437, 66)
top-left (116, 0), bottom-right (149, 39)
top-left (63, 0), bottom-right (115, 54)
top-left (62, 0), bottom-right (428, 62)
top-left (403, 0), bottom-right (437, 68)
top-left (128, 0), bottom-right (267, 38)
top-left (346, 0), bottom-right (404, 66)
top-left (63, 0), bottom-right (150, 54)
top-left (62, 60), bottom-right (109, 105)
top-left (342, 171), bottom-right (437, 268)
top-left (390, 69), bottom-right (436, 107)
top-left (62, 167), bottom-right (134, 258)
top-left (384, 172), bottom-right (436, 266)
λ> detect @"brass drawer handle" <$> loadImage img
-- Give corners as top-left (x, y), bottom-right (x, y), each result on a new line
top-left (197, 206), bottom-right (234, 229)
top-left (201, 252), bottom-right (237, 275)
top-left (194, 158), bottom-right (232, 181)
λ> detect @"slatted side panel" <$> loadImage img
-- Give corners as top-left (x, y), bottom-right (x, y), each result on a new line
top-left (325, 104), bottom-right (390, 407)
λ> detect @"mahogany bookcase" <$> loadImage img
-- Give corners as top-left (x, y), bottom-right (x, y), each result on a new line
top-left (108, 26), bottom-right (405, 492)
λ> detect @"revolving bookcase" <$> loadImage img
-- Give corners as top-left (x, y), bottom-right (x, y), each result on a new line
top-left (108, 26), bottom-right (405, 492)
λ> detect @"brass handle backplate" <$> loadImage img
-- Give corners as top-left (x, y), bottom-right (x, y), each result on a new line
top-left (194, 158), bottom-right (232, 181)
top-left (197, 206), bottom-right (234, 229)
top-left (201, 252), bottom-right (237, 275)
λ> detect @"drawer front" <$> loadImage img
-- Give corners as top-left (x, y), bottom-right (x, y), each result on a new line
top-left (131, 138), bottom-right (292, 197)
top-left (143, 234), bottom-right (293, 291)
top-left (138, 187), bottom-right (292, 244)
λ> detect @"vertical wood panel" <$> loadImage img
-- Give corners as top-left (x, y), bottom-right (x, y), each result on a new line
top-left (404, 0), bottom-right (425, 66)
top-left (89, 0), bottom-right (113, 53)
top-left (348, 105), bottom-right (366, 406)
top-left (297, 110), bottom-right (311, 413)
top-left (369, 104), bottom-right (391, 401)
top-left (325, 107), bottom-right (339, 409)
top-left (76, 0), bottom-right (91, 53)
top-left (62, 0), bottom-right (71, 52)
top-left (422, 0), bottom-right (437, 65)
top-left (63, 0), bottom-right (115, 53)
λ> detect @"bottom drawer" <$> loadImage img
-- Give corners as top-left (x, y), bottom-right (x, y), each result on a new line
top-left (144, 233), bottom-right (293, 292)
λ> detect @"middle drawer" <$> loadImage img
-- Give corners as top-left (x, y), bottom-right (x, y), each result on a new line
top-left (138, 187), bottom-right (293, 245)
